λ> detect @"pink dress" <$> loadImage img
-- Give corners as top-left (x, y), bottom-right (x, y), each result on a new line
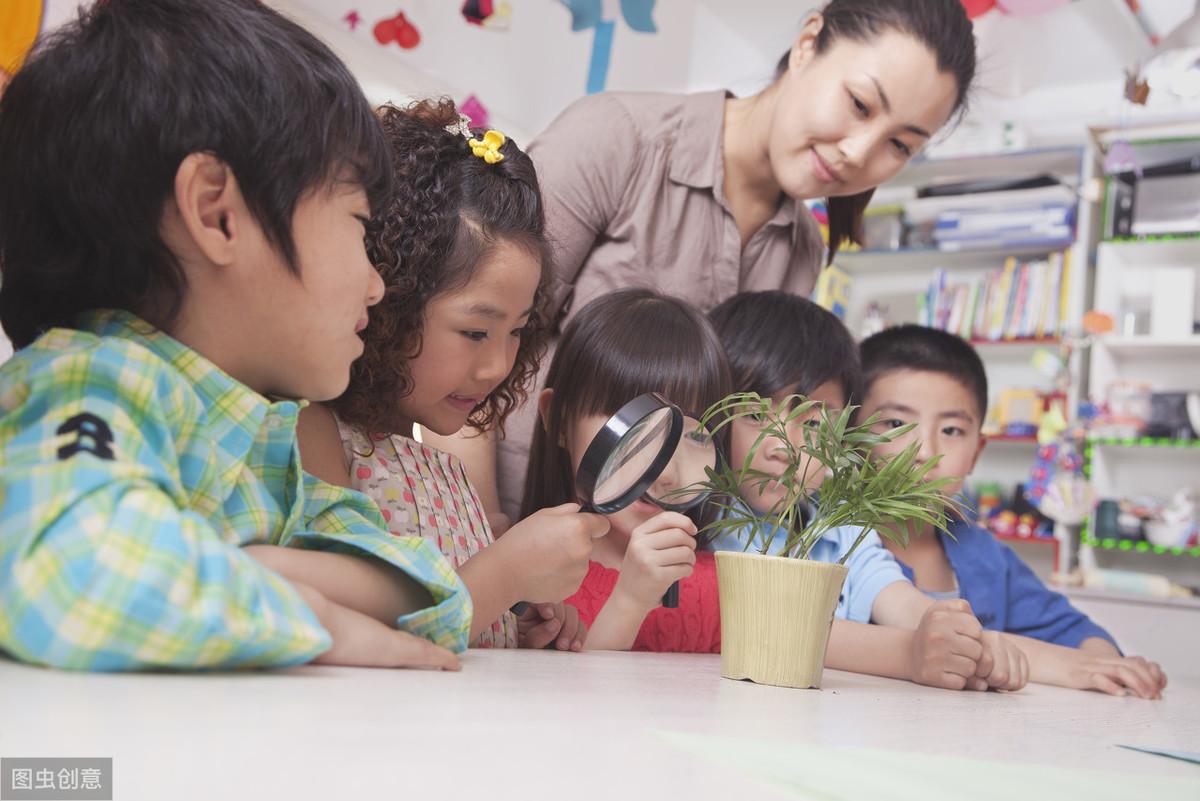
top-left (337, 417), bottom-right (517, 648)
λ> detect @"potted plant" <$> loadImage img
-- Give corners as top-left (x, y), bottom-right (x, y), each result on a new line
top-left (692, 392), bottom-right (964, 689)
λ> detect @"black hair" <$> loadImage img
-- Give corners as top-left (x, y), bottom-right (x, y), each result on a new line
top-left (774, 0), bottom-right (977, 263)
top-left (709, 290), bottom-right (861, 406)
top-left (0, 0), bottom-right (391, 348)
top-left (521, 288), bottom-right (732, 519)
top-left (859, 324), bottom-right (988, 420)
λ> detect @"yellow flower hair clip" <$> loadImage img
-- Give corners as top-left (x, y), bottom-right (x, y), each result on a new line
top-left (468, 130), bottom-right (506, 164)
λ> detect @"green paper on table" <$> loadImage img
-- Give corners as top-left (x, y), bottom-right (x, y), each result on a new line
top-left (1118, 745), bottom-right (1200, 765)
top-left (658, 731), bottom-right (1200, 801)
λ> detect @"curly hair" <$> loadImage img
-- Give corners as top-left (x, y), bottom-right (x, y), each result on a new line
top-left (329, 98), bottom-right (551, 439)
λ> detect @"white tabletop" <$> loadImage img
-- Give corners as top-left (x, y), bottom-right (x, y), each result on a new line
top-left (1, 650), bottom-right (1197, 801)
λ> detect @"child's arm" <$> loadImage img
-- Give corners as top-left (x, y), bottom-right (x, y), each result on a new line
top-left (457, 503), bottom-right (607, 642)
top-left (586, 512), bottom-right (697, 651)
top-left (1003, 633), bottom-right (1166, 698)
top-left (0, 348), bottom-right (333, 670)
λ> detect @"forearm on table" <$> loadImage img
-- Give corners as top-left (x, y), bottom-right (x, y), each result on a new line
top-left (457, 539), bottom-right (524, 641)
top-left (824, 620), bottom-right (914, 681)
top-left (1002, 632), bottom-right (1088, 688)
top-left (244, 545), bottom-right (432, 625)
top-left (584, 588), bottom-right (652, 651)
top-left (870, 581), bottom-right (933, 629)
top-left (1079, 636), bottom-right (1120, 656)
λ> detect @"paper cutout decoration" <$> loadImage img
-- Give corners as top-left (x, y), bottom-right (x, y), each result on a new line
top-left (374, 11), bottom-right (421, 49)
top-left (460, 94), bottom-right (490, 129)
top-left (343, 10), bottom-right (362, 31)
top-left (960, 0), bottom-right (997, 19)
top-left (462, 0), bottom-right (512, 30)
top-left (0, 0), bottom-right (43, 89)
top-left (558, 0), bottom-right (658, 94)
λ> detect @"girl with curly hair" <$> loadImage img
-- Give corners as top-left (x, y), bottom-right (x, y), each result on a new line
top-left (297, 99), bottom-right (608, 650)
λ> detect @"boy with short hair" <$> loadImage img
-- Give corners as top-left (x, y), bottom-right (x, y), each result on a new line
top-left (859, 324), bottom-right (1167, 698)
top-left (0, 0), bottom-right (470, 671)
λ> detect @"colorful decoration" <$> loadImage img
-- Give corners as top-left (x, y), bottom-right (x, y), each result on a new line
top-left (374, 11), bottom-right (421, 49)
top-left (0, 0), bottom-right (43, 90)
top-left (468, 130), bottom-right (507, 164)
top-left (813, 265), bottom-right (852, 321)
top-left (343, 10), bottom-right (362, 31)
top-left (459, 94), bottom-right (490, 129)
top-left (558, 0), bottom-right (658, 94)
top-left (462, 0), bottom-right (512, 30)
top-left (960, 0), bottom-right (997, 19)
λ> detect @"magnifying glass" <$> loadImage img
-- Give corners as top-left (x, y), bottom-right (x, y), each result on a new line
top-left (576, 394), bottom-right (718, 609)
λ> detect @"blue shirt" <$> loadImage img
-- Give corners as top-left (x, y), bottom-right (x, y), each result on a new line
top-left (708, 512), bottom-right (906, 624)
top-left (896, 518), bottom-right (1119, 650)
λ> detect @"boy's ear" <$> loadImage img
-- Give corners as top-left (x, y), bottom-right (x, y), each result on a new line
top-left (968, 433), bottom-right (988, 474)
top-left (170, 152), bottom-right (242, 267)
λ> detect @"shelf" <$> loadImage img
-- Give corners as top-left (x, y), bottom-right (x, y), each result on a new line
top-left (1062, 585), bottom-right (1200, 611)
top-left (994, 533), bottom-right (1056, 545)
top-left (890, 146), bottom-right (1083, 189)
top-left (1086, 437), bottom-right (1200, 449)
top-left (835, 242), bottom-right (1074, 274)
top-left (1097, 336), bottom-right (1200, 360)
top-left (1096, 237), bottom-right (1200, 261)
top-left (1079, 533), bottom-right (1200, 558)
top-left (986, 435), bottom-right (1040, 444)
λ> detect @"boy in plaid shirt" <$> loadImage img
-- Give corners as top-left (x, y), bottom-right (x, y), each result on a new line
top-left (0, 0), bottom-right (471, 671)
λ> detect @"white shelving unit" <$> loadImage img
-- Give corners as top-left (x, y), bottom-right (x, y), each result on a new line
top-left (837, 146), bottom-right (1096, 576)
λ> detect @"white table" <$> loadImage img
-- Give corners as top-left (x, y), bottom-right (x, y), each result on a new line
top-left (1, 650), bottom-right (1197, 800)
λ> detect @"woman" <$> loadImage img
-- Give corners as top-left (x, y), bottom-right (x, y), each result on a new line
top-left (427, 0), bottom-right (978, 524)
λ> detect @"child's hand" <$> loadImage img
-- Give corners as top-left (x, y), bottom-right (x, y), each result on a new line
top-left (612, 511), bottom-right (697, 610)
top-left (976, 631), bottom-right (1030, 691)
top-left (1069, 653), bottom-right (1167, 699)
top-left (516, 602), bottom-right (588, 651)
top-left (909, 599), bottom-right (987, 690)
top-left (505, 503), bottom-right (609, 602)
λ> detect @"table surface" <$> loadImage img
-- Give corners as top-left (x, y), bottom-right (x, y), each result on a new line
top-left (1, 650), bottom-right (1197, 800)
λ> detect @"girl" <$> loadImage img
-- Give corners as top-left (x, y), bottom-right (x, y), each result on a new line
top-left (529, 288), bottom-right (1025, 692)
top-left (522, 288), bottom-right (729, 652)
top-left (296, 100), bottom-right (607, 651)
top-left (430, 0), bottom-right (980, 524)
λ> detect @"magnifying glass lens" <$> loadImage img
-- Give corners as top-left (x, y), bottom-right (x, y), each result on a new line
top-left (593, 407), bottom-right (675, 505)
top-left (645, 417), bottom-right (717, 510)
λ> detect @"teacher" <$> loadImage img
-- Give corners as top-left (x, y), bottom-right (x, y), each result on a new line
top-left (429, 0), bottom-right (979, 524)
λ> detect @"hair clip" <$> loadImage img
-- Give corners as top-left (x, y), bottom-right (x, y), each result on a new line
top-left (468, 130), bottom-right (506, 164)
top-left (444, 112), bottom-right (473, 141)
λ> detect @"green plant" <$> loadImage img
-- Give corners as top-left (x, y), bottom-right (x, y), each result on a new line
top-left (689, 392), bottom-right (967, 563)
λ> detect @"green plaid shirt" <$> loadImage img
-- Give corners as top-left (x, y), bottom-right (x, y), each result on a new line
top-left (0, 310), bottom-right (472, 670)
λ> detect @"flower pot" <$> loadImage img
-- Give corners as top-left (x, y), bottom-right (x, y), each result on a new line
top-left (715, 551), bottom-right (848, 689)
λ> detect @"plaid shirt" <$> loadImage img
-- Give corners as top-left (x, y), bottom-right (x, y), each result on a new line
top-left (0, 310), bottom-right (472, 670)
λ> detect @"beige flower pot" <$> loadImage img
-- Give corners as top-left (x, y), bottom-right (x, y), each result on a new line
top-left (715, 551), bottom-right (849, 689)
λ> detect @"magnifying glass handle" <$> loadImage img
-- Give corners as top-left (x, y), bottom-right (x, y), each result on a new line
top-left (662, 581), bottom-right (680, 609)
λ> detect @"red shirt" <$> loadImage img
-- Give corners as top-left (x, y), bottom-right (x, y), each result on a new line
top-left (566, 551), bottom-right (721, 653)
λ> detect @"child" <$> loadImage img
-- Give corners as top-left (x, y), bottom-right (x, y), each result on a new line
top-left (297, 100), bottom-right (607, 651)
top-left (525, 288), bottom-right (1023, 692)
top-left (522, 289), bottom-right (723, 652)
top-left (0, 0), bottom-right (469, 671)
top-left (859, 324), bottom-right (1168, 698)
top-left (707, 291), bottom-right (1026, 691)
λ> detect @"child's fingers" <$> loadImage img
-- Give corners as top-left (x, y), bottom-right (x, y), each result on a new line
top-left (648, 544), bottom-right (698, 568)
top-left (640, 511), bottom-right (698, 536)
top-left (521, 618), bottom-right (563, 650)
top-left (948, 633), bottom-right (983, 663)
top-left (1090, 671), bottom-right (1127, 697)
top-left (640, 528), bottom-right (699, 551)
top-left (941, 654), bottom-right (978, 680)
top-left (963, 676), bottom-right (989, 692)
top-left (974, 642), bottom-right (995, 680)
top-left (1114, 662), bottom-right (1157, 699)
top-left (387, 631), bottom-right (461, 671)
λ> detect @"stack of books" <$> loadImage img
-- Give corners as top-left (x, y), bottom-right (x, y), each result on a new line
top-left (917, 252), bottom-right (1071, 342)
top-left (905, 184), bottom-right (1077, 252)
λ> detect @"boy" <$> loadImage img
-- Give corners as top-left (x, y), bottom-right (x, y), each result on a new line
top-left (859, 324), bottom-right (1167, 698)
top-left (0, 0), bottom-right (469, 671)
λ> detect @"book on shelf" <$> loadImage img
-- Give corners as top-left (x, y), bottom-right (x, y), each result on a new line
top-left (918, 252), bottom-right (1070, 342)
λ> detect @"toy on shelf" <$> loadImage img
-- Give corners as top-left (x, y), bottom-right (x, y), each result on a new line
top-left (984, 388), bottom-right (1067, 440)
top-left (966, 482), bottom-right (1055, 540)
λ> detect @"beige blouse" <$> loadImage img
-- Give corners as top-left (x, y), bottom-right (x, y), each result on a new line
top-left (495, 90), bottom-right (826, 519)
top-left (337, 417), bottom-right (518, 648)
